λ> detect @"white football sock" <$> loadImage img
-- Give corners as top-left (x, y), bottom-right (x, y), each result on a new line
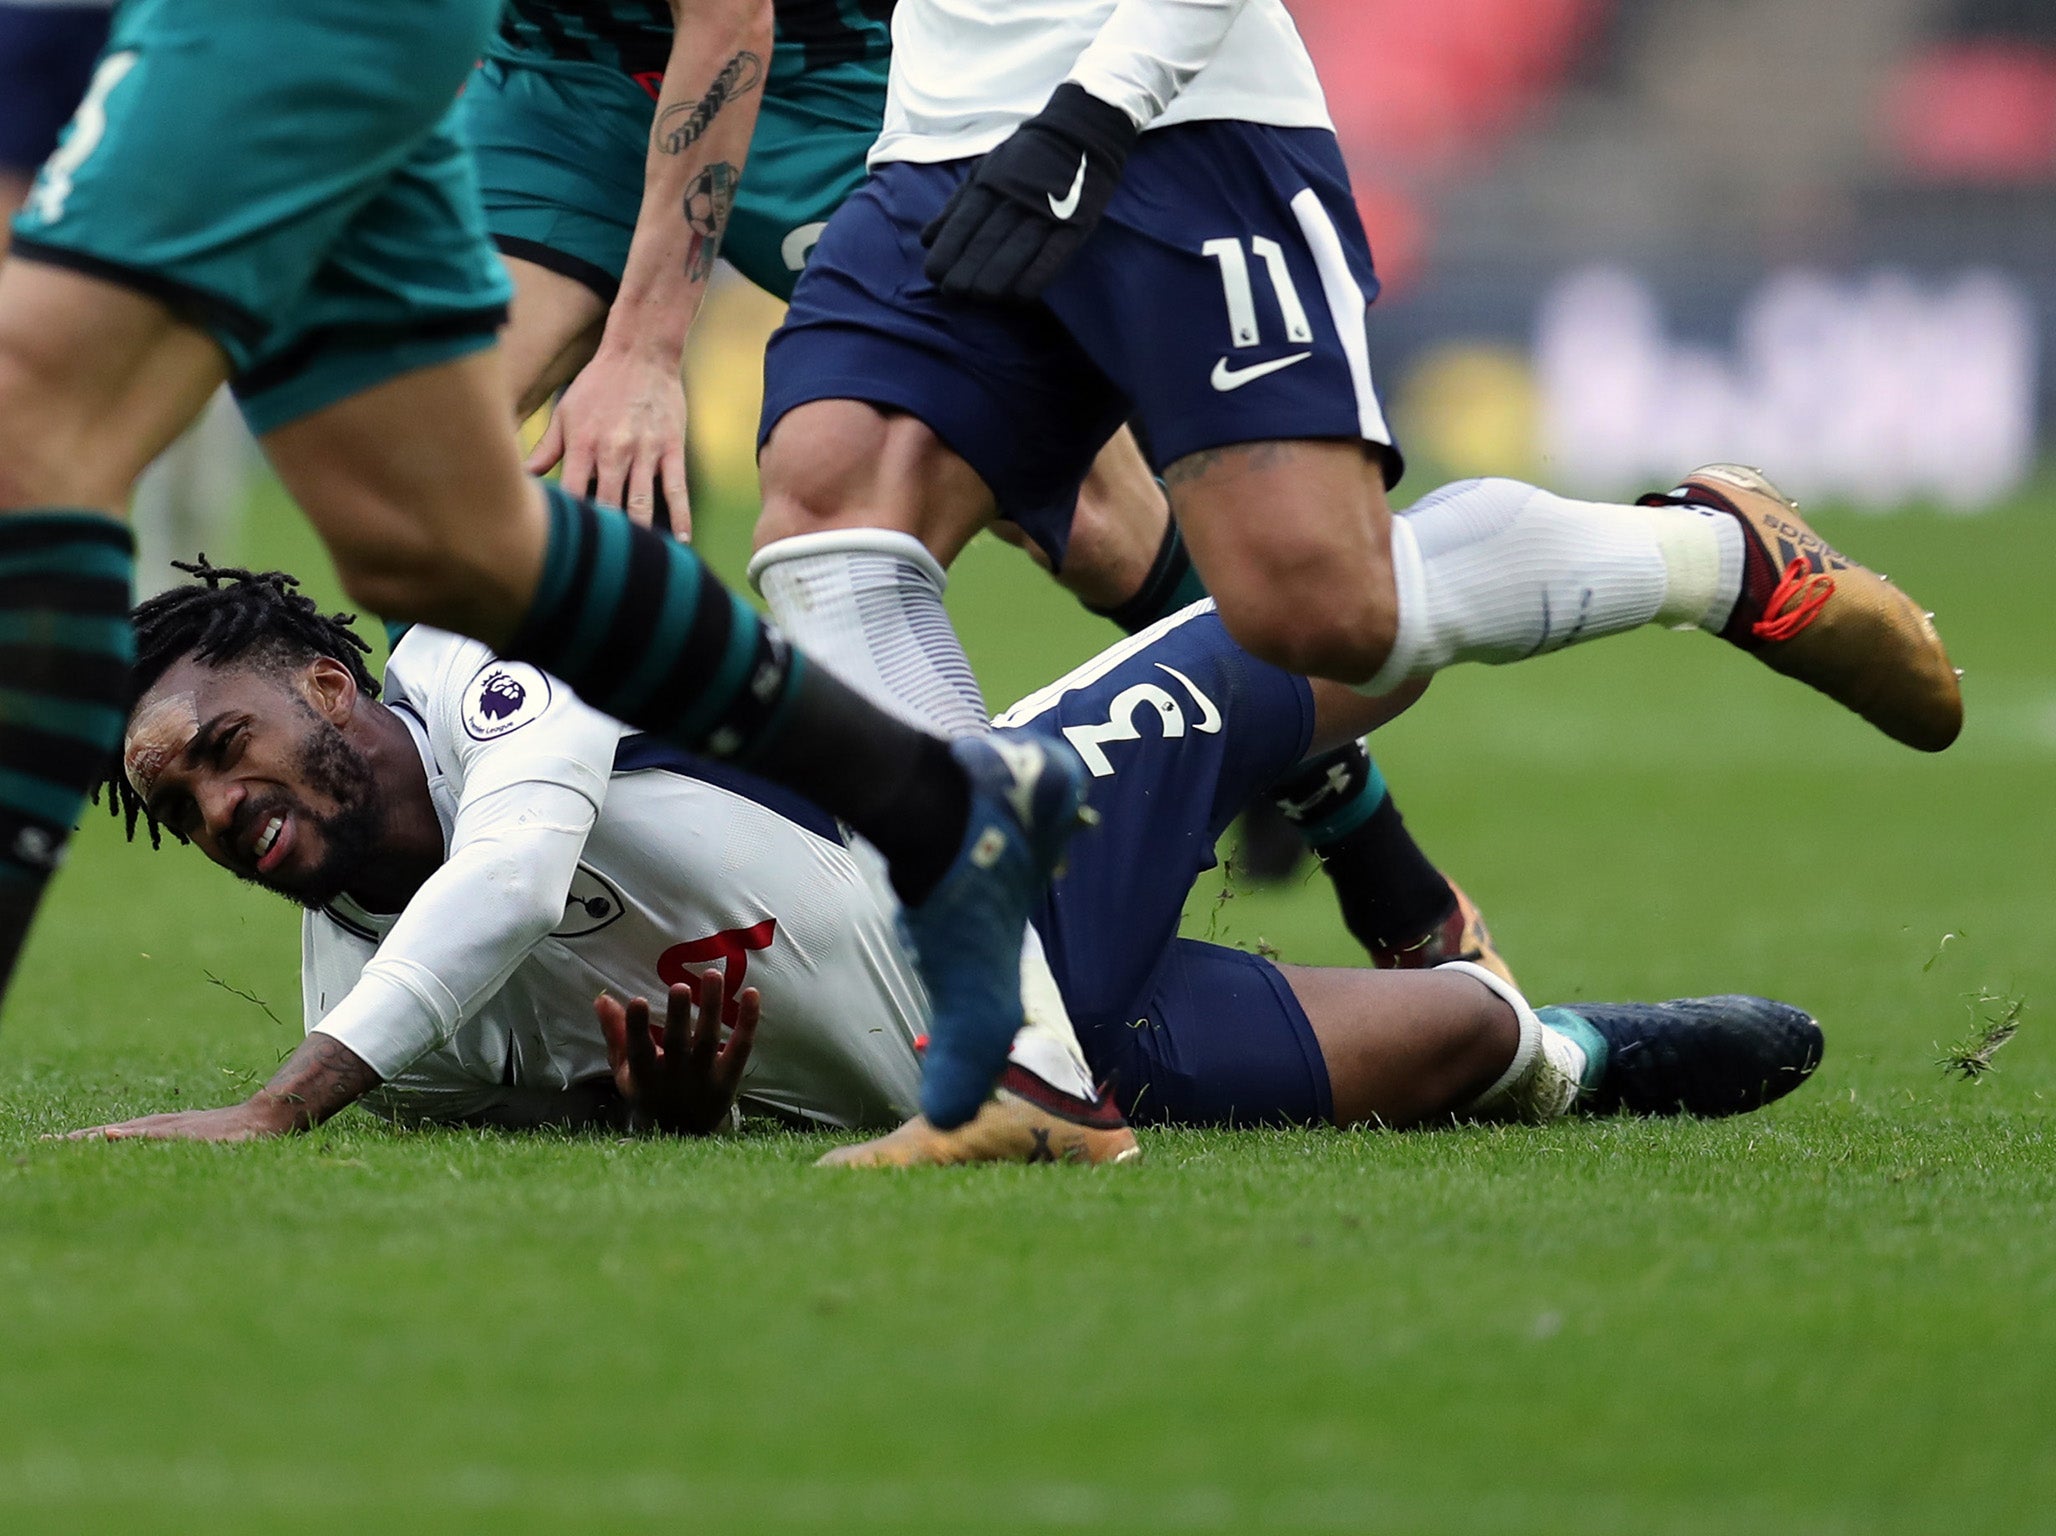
top-left (749, 530), bottom-right (989, 739)
top-left (751, 530), bottom-right (1101, 1107)
top-left (1362, 478), bottom-right (1745, 696)
top-left (1006, 925), bottom-right (1100, 1101)
top-left (1448, 960), bottom-right (1584, 1124)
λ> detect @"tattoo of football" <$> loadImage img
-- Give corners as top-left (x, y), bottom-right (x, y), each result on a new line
top-left (682, 162), bottom-right (740, 282)
top-left (654, 50), bottom-right (763, 156)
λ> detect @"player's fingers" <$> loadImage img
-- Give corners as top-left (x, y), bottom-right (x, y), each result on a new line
top-left (660, 444), bottom-right (692, 542)
top-left (719, 988), bottom-right (761, 1083)
top-left (937, 200), bottom-right (1015, 296)
top-left (593, 443), bottom-right (632, 520)
top-left (686, 971), bottom-right (725, 1068)
top-left (595, 992), bottom-right (629, 1075)
top-left (662, 980), bottom-right (699, 1065)
top-left (621, 994), bottom-right (660, 1088)
top-left (623, 453), bottom-right (657, 530)
top-left (954, 204), bottom-right (1031, 301)
top-left (560, 432), bottom-right (596, 507)
top-left (1011, 227), bottom-right (1084, 303)
top-left (924, 186), bottom-right (1005, 285)
top-left (596, 993), bottom-right (639, 1097)
top-left (981, 213), bottom-right (1054, 302)
top-left (525, 412), bottom-right (567, 476)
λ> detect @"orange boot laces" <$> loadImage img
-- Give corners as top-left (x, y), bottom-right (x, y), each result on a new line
top-left (1751, 557), bottom-right (1836, 642)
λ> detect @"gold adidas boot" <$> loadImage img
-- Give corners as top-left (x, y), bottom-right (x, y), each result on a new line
top-left (1642, 464), bottom-right (1962, 751)
top-left (818, 1064), bottom-right (1142, 1168)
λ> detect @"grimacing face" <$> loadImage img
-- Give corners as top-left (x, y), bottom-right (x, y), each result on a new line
top-left (122, 654), bottom-right (388, 911)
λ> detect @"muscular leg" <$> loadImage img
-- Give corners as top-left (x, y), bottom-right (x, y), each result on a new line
top-left (1282, 964), bottom-right (1521, 1128)
top-left (1164, 439), bottom-right (1400, 682)
top-left (1062, 428), bottom-right (1193, 617)
top-left (497, 255), bottom-right (607, 421)
top-left (1163, 440), bottom-right (1745, 692)
top-left (0, 265), bottom-right (231, 512)
top-left (0, 264), bottom-right (230, 1003)
top-left (756, 398), bottom-right (997, 560)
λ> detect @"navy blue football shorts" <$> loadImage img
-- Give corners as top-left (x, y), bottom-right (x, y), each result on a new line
top-left (759, 120), bottom-right (1401, 570)
top-left (0, 4), bottom-right (112, 174)
top-left (995, 602), bottom-right (1336, 1126)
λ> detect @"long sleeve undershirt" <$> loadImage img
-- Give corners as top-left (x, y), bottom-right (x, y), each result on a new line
top-left (1064, 0), bottom-right (1252, 129)
top-left (306, 635), bottom-right (621, 1081)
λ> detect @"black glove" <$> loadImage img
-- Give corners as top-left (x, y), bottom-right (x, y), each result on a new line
top-left (922, 82), bottom-right (1139, 303)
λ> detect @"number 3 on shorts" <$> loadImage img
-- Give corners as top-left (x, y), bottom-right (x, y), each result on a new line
top-left (1201, 236), bottom-right (1313, 351)
top-left (25, 50), bottom-right (140, 226)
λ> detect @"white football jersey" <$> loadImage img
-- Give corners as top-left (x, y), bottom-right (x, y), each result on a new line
top-left (302, 629), bottom-right (926, 1131)
top-left (872, 0), bottom-right (1332, 166)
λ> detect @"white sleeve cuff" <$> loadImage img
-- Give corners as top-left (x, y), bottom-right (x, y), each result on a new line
top-left (309, 962), bottom-right (460, 1083)
top-left (1064, 0), bottom-right (1248, 129)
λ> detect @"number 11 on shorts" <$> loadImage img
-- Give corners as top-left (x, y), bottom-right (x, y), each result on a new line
top-left (1202, 236), bottom-right (1314, 350)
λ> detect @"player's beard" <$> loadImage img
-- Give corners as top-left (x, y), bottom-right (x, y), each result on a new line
top-left (248, 715), bottom-right (386, 912)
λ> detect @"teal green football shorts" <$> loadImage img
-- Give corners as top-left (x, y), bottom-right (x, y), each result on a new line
top-left (465, 50), bottom-right (887, 304)
top-left (7, 0), bottom-right (513, 435)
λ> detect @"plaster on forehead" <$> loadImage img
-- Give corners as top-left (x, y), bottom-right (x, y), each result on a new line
top-left (123, 691), bottom-right (200, 800)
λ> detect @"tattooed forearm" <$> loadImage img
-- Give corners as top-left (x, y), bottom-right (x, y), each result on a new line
top-left (682, 161), bottom-right (740, 282)
top-left (654, 50), bottom-right (764, 156)
top-left (258, 1033), bottom-right (382, 1131)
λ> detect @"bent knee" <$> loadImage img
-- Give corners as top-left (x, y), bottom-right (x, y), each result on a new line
top-left (1216, 590), bottom-right (1399, 684)
top-left (755, 400), bottom-right (992, 556)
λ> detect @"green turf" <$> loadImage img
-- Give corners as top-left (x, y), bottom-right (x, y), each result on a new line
top-left (3, 480), bottom-right (2053, 1533)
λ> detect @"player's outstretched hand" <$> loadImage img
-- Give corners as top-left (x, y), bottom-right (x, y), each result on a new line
top-left (596, 972), bottom-right (759, 1136)
top-left (526, 348), bottom-right (693, 538)
top-left (922, 83), bottom-right (1138, 303)
top-left (58, 1102), bottom-right (289, 1142)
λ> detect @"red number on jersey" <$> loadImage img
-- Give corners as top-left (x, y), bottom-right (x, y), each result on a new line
top-left (657, 918), bottom-right (776, 1026)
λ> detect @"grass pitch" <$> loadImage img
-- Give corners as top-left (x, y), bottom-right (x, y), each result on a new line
top-left (3, 481), bottom-right (2052, 1533)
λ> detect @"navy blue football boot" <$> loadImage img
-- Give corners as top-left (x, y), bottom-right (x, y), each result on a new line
top-left (905, 733), bottom-right (1096, 1129)
top-left (1538, 997), bottom-right (1824, 1117)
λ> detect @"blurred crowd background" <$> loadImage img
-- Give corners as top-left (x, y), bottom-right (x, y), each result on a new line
top-left (3, 0), bottom-right (2049, 588)
top-left (1293, 0), bottom-right (2053, 511)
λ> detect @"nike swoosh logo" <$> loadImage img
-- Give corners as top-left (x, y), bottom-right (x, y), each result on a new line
top-left (1047, 155), bottom-right (1087, 220)
top-left (1210, 352), bottom-right (1312, 391)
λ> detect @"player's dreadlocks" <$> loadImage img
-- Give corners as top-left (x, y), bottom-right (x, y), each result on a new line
top-left (99, 558), bottom-right (380, 847)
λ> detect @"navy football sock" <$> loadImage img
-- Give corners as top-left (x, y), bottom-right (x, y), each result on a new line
top-left (1272, 743), bottom-right (1457, 954)
top-left (1086, 515), bottom-right (1210, 636)
top-left (505, 486), bottom-right (966, 900)
top-left (0, 513), bottom-right (134, 1008)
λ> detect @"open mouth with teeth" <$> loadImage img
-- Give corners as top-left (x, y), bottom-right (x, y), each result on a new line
top-left (250, 810), bottom-right (293, 876)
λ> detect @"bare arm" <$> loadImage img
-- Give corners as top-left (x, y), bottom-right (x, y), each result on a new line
top-left (530, 0), bottom-right (775, 531)
top-left (65, 1031), bottom-right (383, 1142)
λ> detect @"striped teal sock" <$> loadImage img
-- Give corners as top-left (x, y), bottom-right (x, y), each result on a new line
top-left (506, 483), bottom-right (801, 756)
top-left (0, 512), bottom-right (134, 1007)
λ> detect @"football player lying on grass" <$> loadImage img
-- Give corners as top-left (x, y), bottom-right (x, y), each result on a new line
top-left (67, 563), bottom-right (1824, 1162)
